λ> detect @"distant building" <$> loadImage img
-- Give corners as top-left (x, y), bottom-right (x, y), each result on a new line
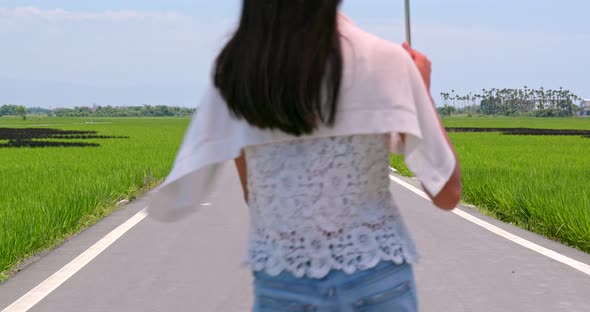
top-left (580, 99), bottom-right (590, 116)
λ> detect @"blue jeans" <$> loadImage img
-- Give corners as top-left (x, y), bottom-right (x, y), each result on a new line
top-left (252, 261), bottom-right (418, 312)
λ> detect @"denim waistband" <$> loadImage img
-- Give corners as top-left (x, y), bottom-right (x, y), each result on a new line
top-left (253, 261), bottom-right (410, 297)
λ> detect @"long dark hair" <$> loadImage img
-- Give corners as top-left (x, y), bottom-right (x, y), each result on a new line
top-left (214, 0), bottom-right (343, 136)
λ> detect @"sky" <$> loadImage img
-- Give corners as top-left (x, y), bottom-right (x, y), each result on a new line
top-left (0, 0), bottom-right (588, 108)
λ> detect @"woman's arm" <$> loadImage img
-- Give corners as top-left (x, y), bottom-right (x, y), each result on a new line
top-left (402, 42), bottom-right (462, 210)
top-left (234, 150), bottom-right (249, 204)
top-left (399, 130), bottom-right (461, 211)
top-left (426, 93), bottom-right (462, 210)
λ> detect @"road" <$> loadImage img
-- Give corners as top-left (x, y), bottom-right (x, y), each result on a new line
top-left (1, 163), bottom-right (590, 311)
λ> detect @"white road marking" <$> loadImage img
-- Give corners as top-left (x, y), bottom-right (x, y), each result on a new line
top-left (2, 209), bottom-right (148, 312)
top-left (390, 175), bottom-right (430, 201)
top-left (389, 174), bottom-right (590, 276)
top-left (4, 171), bottom-right (589, 312)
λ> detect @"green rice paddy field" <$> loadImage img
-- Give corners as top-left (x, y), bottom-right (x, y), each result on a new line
top-left (392, 117), bottom-right (590, 254)
top-left (1, 116), bottom-right (589, 281)
top-left (0, 117), bottom-right (190, 280)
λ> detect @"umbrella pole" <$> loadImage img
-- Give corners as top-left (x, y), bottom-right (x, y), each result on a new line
top-left (405, 0), bottom-right (412, 46)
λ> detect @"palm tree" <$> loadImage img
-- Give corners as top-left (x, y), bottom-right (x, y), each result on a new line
top-left (475, 94), bottom-right (482, 107)
top-left (539, 87), bottom-right (546, 110)
top-left (529, 88), bottom-right (536, 110)
top-left (440, 92), bottom-right (451, 106)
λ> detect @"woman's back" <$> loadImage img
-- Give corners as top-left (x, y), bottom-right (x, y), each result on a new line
top-left (149, 3), bottom-right (460, 311)
top-left (245, 134), bottom-right (417, 279)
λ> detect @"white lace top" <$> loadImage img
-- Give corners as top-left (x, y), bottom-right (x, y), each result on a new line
top-left (244, 134), bottom-right (418, 279)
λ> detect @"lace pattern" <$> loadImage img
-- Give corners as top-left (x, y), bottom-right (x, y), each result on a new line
top-left (244, 135), bottom-right (418, 279)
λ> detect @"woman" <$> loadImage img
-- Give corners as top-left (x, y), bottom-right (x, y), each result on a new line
top-left (149, 1), bottom-right (461, 311)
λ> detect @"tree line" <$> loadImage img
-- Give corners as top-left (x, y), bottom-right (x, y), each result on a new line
top-left (0, 105), bottom-right (29, 120)
top-left (438, 87), bottom-right (583, 117)
top-left (0, 104), bottom-right (196, 119)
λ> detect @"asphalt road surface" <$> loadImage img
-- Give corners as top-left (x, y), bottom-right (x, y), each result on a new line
top-left (1, 163), bottom-right (590, 311)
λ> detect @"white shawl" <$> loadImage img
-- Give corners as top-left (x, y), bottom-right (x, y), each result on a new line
top-left (147, 16), bottom-right (456, 222)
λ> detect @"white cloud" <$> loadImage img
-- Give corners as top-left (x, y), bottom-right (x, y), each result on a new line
top-left (0, 6), bottom-right (587, 106)
top-left (0, 7), bottom-right (234, 85)
top-left (0, 6), bottom-right (185, 22)
top-left (0, 6), bottom-right (237, 106)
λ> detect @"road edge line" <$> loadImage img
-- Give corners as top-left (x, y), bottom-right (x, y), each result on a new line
top-left (1, 209), bottom-right (148, 312)
top-left (389, 174), bottom-right (590, 276)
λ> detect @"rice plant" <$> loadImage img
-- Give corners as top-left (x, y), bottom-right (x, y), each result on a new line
top-left (391, 117), bottom-right (590, 253)
top-left (0, 117), bottom-right (190, 280)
